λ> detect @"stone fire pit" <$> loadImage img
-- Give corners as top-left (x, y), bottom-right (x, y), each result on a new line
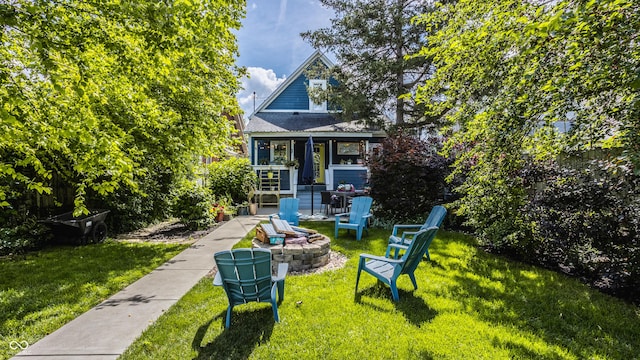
top-left (251, 235), bottom-right (331, 272)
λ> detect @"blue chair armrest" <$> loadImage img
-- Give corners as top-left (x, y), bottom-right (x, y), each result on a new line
top-left (388, 243), bottom-right (408, 251)
top-left (388, 235), bottom-right (402, 244)
top-left (399, 230), bottom-right (421, 244)
top-left (335, 213), bottom-right (349, 222)
top-left (358, 213), bottom-right (372, 227)
top-left (385, 243), bottom-right (409, 258)
top-left (391, 224), bottom-right (423, 236)
top-left (213, 271), bottom-right (223, 286)
top-left (359, 253), bottom-right (403, 264)
top-left (273, 262), bottom-right (289, 282)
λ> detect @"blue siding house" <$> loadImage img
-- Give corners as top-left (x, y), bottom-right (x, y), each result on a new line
top-left (245, 51), bottom-right (386, 205)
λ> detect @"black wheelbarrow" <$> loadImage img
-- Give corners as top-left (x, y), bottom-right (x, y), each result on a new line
top-left (41, 209), bottom-right (110, 244)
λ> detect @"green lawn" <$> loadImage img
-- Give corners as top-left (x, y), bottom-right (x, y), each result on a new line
top-left (0, 240), bottom-right (188, 359)
top-left (121, 222), bottom-right (640, 360)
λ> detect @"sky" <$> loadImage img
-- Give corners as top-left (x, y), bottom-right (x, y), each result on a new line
top-left (235, 0), bottom-right (334, 118)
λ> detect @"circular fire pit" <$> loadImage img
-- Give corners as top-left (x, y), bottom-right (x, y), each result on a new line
top-left (251, 235), bottom-right (331, 272)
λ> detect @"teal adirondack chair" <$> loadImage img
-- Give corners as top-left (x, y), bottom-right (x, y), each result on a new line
top-left (356, 226), bottom-right (438, 301)
top-left (269, 198), bottom-right (301, 226)
top-left (386, 205), bottom-right (447, 259)
top-left (335, 196), bottom-right (373, 241)
top-left (213, 248), bottom-right (288, 328)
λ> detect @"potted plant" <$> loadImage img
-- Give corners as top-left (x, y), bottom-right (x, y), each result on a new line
top-left (248, 188), bottom-right (258, 215)
top-left (284, 159), bottom-right (299, 169)
top-left (223, 205), bottom-right (235, 221)
top-left (237, 201), bottom-right (249, 216)
top-left (212, 203), bottom-right (225, 222)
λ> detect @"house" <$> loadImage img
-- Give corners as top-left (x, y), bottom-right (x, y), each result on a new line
top-left (244, 51), bottom-right (386, 206)
top-left (201, 112), bottom-right (248, 166)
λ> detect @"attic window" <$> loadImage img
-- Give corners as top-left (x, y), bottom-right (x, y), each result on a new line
top-left (308, 79), bottom-right (327, 112)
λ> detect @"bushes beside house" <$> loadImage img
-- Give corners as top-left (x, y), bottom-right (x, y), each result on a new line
top-left (454, 155), bottom-right (640, 301)
top-left (171, 185), bottom-right (217, 231)
top-left (170, 158), bottom-right (256, 230)
top-left (367, 132), bottom-right (452, 224)
top-left (207, 158), bottom-right (256, 205)
top-left (0, 179), bottom-right (51, 256)
top-left (0, 214), bottom-right (50, 257)
top-left (520, 159), bottom-right (640, 298)
top-left (99, 165), bottom-right (176, 233)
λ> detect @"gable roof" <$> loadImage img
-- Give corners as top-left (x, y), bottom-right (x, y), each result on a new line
top-left (249, 50), bottom-right (333, 117)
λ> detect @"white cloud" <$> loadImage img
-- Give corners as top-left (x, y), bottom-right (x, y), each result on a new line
top-left (237, 67), bottom-right (286, 119)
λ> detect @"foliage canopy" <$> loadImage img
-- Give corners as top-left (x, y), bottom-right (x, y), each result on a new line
top-left (302, 0), bottom-right (445, 127)
top-left (0, 0), bottom-right (245, 215)
top-left (367, 132), bottom-right (451, 223)
top-left (411, 0), bottom-right (640, 291)
top-left (414, 0), bottom-right (640, 237)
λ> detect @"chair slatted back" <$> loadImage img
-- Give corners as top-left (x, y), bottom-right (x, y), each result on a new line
top-left (278, 198), bottom-right (300, 225)
top-left (421, 205), bottom-right (447, 230)
top-left (320, 191), bottom-right (332, 205)
top-left (348, 196), bottom-right (373, 224)
top-left (214, 249), bottom-right (273, 305)
top-left (400, 227), bottom-right (439, 275)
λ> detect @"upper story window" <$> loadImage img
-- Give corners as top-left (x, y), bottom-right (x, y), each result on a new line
top-left (308, 79), bottom-right (327, 112)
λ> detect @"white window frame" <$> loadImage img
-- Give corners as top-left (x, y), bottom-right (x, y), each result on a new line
top-left (270, 140), bottom-right (289, 164)
top-left (308, 79), bottom-right (327, 112)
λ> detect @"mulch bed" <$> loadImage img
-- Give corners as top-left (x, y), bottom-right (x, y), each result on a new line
top-left (116, 219), bottom-right (221, 244)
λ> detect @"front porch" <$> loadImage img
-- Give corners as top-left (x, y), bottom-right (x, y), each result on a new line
top-left (255, 187), bottom-right (349, 219)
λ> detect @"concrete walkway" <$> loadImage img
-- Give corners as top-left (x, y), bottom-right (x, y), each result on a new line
top-left (14, 215), bottom-right (267, 360)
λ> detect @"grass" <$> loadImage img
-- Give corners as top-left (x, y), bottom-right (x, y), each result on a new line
top-left (0, 240), bottom-right (188, 359)
top-left (121, 222), bottom-right (640, 360)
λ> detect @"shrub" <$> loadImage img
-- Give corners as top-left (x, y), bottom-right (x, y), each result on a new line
top-left (0, 214), bottom-right (51, 256)
top-left (207, 158), bottom-right (257, 205)
top-left (0, 181), bottom-right (51, 255)
top-left (367, 132), bottom-right (452, 223)
top-left (97, 165), bottom-right (176, 233)
top-left (520, 159), bottom-right (640, 295)
top-left (171, 185), bottom-right (215, 230)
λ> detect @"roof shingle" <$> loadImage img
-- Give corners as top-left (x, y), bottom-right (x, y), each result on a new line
top-left (245, 112), bottom-right (378, 133)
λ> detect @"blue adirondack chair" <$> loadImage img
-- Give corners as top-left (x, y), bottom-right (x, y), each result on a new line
top-left (335, 196), bottom-right (373, 241)
top-left (269, 198), bottom-right (301, 226)
top-left (386, 205), bottom-right (447, 259)
top-left (356, 226), bottom-right (438, 301)
top-left (213, 248), bottom-right (288, 328)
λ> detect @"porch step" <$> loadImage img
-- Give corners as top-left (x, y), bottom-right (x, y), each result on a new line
top-left (296, 190), bottom-right (325, 212)
top-left (297, 184), bottom-right (327, 192)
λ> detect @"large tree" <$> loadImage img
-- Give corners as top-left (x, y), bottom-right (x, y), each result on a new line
top-left (0, 0), bottom-right (245, 215)
top-left (413, 0), bottom-right (639, 240)
top-left (302, 0), bottom-right (441, 127)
